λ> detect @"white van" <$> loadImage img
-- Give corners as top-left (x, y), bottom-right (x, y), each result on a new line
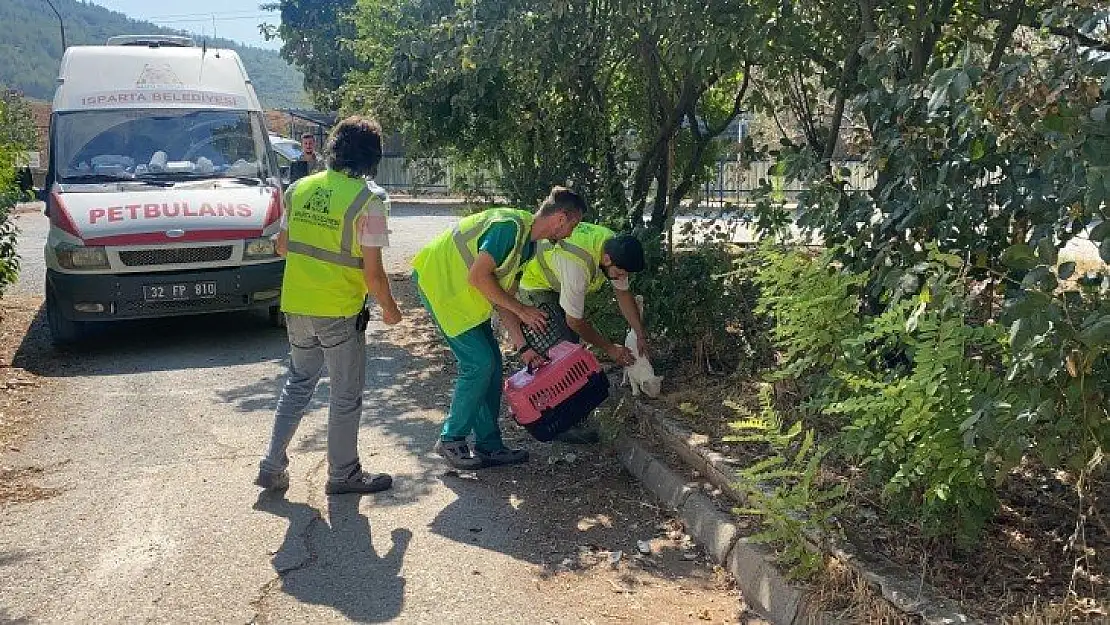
top-left (42, 35), bottom-right (285, 344)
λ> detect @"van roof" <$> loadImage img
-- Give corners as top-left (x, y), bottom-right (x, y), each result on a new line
top-left (53, 44), bottom-right (263, 113)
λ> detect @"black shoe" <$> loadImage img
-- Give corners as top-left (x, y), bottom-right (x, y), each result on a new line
top-left (255, 469), bottom-right (289, 490)
top-left (325, 470), bottom-right (393, 495)
top-left (474, 447), bottom-right (529, 466)
top-left (434, 439), bottom-right (486, 470)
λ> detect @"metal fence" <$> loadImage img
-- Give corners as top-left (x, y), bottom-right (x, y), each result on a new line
top-left (374, 155), bottom-right (877, 202)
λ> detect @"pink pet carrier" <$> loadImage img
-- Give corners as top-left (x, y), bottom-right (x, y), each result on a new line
top-left (504, 341), bottom-right (610, 441)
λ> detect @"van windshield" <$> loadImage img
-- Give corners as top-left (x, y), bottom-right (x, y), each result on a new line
top-left (53, 109), bottom-right (272, 183)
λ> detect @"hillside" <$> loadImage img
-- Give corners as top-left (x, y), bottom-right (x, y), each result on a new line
top-left (0, 0), bottom-right (309, 109)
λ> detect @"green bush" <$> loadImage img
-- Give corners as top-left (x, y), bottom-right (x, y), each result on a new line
top-left (612, 233), bottom-right (774, 375)
top-left (0, 94), bottom-right (35, 297)
top-left (755, 246), bottom-right (1108, 545)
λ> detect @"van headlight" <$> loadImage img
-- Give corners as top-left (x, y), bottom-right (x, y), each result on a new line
top-left (55, 245), bottom-right (109, 270)
top-left (244, 237), bottom-right (277, 260)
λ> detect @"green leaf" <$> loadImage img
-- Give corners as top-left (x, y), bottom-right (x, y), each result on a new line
top-left (1091, 220), bottom-right (1109, 242)
top-left (1078, 318), bottom-right (1110, 347)
top-left (1057, 261), bottom-right (1076, 280)
top-left (1000, 244), bottom-right (1037, 271)
top-left (969, 138), bottom-right (986, 161)
top-left (1036, 238), bottom-right (1058, 265)
top-left (1101, 237), bottom-right (1110, 264)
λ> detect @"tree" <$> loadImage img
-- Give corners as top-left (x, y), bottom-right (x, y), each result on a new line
top-left (748, 0), bottom-right (1109, 536)
top-left (0, 93), bottom-right (35, 296)
top-left (344, 0), bottom-right (772, 230)
top-left (260, 0), bottom-right (364, 111)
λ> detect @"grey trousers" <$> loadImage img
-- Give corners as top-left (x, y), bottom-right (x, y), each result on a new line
top-left (260, 313), bottom-right (366, 482)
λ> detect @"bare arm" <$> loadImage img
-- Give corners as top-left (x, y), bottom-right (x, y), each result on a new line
top-left (567, 314), bottom-right (634, 366)
top-left (498, 282), bottom-right (529, 349)
top-left (362, 246), bottom-right (401, 324)
top-left (615, 288), bottom-right (648, 356)
top-left (468, 251), bottom-right (545, 330)
top-left (274, 229), bottom-right (288, 257)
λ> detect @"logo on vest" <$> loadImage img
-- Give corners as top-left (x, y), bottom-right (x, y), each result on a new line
top-left (290, 187), bottom-right (341, 229)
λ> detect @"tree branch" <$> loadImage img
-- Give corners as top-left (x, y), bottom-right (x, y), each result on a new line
top-left (822, 44), bottom-right (862, 162)
top-left (910, 0), bottom-right (958, 79)
top-left (1050, 26), bottom-right (1110, 53)
top-left (988, 0), bottom-right (1025, 71)
top-left (858, 0), bottom-right (877, 35)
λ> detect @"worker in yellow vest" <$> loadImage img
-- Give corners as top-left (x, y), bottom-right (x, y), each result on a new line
top-left (508, 223), bottom-right (648, 443)
top-left (516, 223), bottom-right (648, 361)
top-left (256, 116), bottom-right (402, 495)
top-left (413, 186), bottom-right (586, 469)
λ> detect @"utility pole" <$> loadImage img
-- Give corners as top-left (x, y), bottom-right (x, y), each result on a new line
top-left (43, 0), bottom-right (67, 54)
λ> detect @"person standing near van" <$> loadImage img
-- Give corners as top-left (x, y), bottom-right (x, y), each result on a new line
top-left (256, 115), bottom-right (402, 495)
top-left (412, 187), bottom-right (586, 469)
top-left (300, 132), bottom-right (323, 173)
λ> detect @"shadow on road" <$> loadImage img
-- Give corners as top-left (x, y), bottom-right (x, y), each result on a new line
top-left (11, 303), bottom-right (289, 378)
top-left (219, 278), bottom-right (455, 507)
top-left (253, 490), bottom-right (409, 622)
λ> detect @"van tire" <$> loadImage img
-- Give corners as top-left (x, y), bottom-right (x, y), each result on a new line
top-left (268, 305), bottom-right (286, 329)
top-left (46, 289), bottom-right (87, 347)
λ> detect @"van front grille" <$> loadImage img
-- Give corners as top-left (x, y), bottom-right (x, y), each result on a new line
top-left (118, 246), bottom-right (234, 267)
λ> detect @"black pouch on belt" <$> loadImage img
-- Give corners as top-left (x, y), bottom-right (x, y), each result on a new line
top-left (355, 297), bottom-right (370, 331)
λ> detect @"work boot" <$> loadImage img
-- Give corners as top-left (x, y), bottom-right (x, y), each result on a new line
top-left (434, 439), bottom-right (486, 470)
top-left (255, 468), bottom-right (289, 491)
top-left (325, 468), bottom-right (394, 495)
top-left (474, 446), bottom-right (530, 466)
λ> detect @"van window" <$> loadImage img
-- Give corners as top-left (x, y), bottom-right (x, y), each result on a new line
top-left (53, 109), bottom-right (273, 181)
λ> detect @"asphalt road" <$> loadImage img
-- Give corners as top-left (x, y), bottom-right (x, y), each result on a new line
top-left (0, 203), bottom-right (743, 624)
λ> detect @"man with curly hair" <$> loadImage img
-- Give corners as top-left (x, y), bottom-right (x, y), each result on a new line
top-left (256, 115), bottom-right (403, 495)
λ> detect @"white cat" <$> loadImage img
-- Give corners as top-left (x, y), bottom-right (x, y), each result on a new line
top-left (622, 295), bottom-right (663, 398)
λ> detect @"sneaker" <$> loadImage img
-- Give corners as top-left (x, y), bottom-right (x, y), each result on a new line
top-left (325, 470), bottom-right (393, 495)
top-left (255, 468), bottom-right (289, 491)
top-left (433, 439), bottom-right (485, 470)
top-left (474, 446), bottom-right (530, 466)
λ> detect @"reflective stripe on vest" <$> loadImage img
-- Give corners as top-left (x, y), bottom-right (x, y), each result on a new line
top-left (451, 211), bottom-right (528, 279)
top-left (286, 186), bottom-right (372, 269)
top-left (533, 238), bottom-right (598, 290)
top-left (411, 208), bottom-right (533, 337)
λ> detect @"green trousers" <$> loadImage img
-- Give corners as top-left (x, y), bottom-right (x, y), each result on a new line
top-left (415, 272), bottom-right (505, 452)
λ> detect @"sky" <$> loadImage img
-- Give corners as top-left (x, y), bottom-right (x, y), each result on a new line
top-left (88, 0), bottom-right (280, 49)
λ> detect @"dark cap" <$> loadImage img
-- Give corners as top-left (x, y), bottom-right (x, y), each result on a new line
top-left (603, 235), bottom-right (645, 273)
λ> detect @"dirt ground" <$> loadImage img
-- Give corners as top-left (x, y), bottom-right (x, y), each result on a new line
top-left (1, 279), bottom-right (770, 624)
top-left (380, 277), bottom-right (761, 623)
top-left (653, 371), bottom-right (1110, 623)
top-left (0, 293), bottom-right (58, 506)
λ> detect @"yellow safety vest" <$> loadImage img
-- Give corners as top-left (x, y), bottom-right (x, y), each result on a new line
top-left (412, 208), bottom-right (534, 337)
top-left (280, 170), bottom-right (384, 317)
top-left (519, 222), bottom-right (613, 294)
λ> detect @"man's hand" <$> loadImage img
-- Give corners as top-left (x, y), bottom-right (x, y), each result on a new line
top-left (635, 335), bottom-right (649, 359)
top-left (382, 301), bottom-right (402, 325)
top-left (515, 304), bottom-right (548, 332)
top-left (521, 347), bottom-right (547, 369)
top-left (605, 343), bottom-right (636, 367)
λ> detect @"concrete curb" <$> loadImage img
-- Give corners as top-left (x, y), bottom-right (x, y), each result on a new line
top-left (610, 388), bottom-right (978, 625)
top-left (614, 434), bottom-right (812, 624)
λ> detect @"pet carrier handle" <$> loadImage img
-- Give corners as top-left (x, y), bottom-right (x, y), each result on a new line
top-left (517, 344), bottom-right (550, 373)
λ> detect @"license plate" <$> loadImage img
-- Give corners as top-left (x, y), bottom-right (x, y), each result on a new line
top-left (143, 281), bottom-right (217, 302)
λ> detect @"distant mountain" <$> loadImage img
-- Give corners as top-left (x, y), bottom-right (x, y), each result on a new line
top-left (0, 0), bottom-right (309, 109)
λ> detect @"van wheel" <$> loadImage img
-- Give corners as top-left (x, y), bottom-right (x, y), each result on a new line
top-left (46, 289), bottom-right (87, 347)
top-left (268, 305), bottom-right (286, 329)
